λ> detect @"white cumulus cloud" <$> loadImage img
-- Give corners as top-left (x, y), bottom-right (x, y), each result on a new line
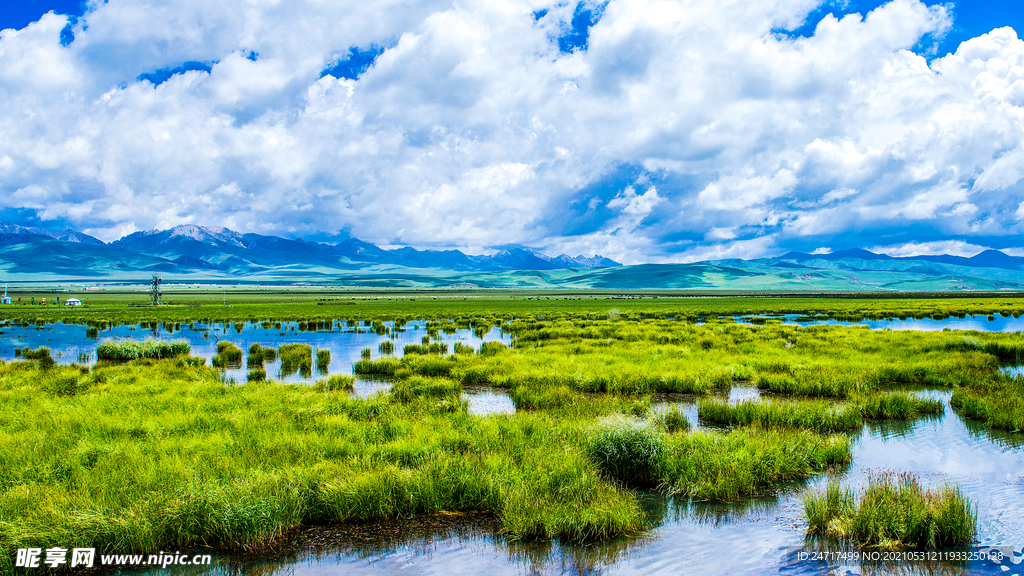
top-left (0, 0), bottom-right (1023, 262)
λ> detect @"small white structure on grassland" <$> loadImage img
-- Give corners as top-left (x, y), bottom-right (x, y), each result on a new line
top-left (64, 298), bottom-right (82, 307)
top-left (1, 284), bottom-right (10, 305)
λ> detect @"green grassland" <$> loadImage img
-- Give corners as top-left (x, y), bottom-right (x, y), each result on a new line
top-left (3, 292), bottom-right (1023, 567)
top-left (355, 317), bottom-right (1022, 429)
top-left (0, 357), bottom-right (851, 572)
top-left (4, 288), bottom-right (1024, 328)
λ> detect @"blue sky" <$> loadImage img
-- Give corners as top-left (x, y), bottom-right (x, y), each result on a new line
top-left (1, 0), bottom-right (1024, 263)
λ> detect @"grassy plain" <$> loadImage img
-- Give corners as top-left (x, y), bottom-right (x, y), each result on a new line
top-left (5, 288), bottom-right (1024, 327)
top-left (1, 290), bottom-right (1023, 567)
top-left (0, 357), bottom-right (849, 572)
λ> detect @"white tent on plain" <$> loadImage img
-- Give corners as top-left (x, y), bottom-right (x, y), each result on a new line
top-left (64, 298), bottom-right (82, 306)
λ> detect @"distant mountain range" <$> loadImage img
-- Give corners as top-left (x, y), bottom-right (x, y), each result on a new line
top-left (0, 223), bottom-right (104, 245)
top-left (3, 222), bottom-right (1024, 290)
top-left (0, 223), bottom-right (620, 279)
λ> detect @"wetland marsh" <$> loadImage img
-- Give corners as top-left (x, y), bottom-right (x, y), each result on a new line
top-left (2, 292), bottom-right (1023, 575)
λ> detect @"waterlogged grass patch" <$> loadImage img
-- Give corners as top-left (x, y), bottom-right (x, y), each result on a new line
top-left (804, 472), bottom-right (976, 550)
top-left (247, 343), bottom-right (265, 368)
top-left (18, 347), bottom-right (56, 370)
top-left (951, 377), bottom-right (1024, 432)
top-left (390, 376), bottom-right (461, 403)
top-left (698, 399), bottom-right (863, 433)
top-left (756, 369), bottom-right (869, 399)
top-left (212, 341), bottom-right (243, 368)
top-left (315, 374), bottom-right (355, 392)
top-left (660, 427), bottom-right (852, 501)
top-left (96, 340), bottom-right (190, 361)
top-left (279, 344), bottom-right (312, 377)
top-left (0, 358), bottom-right (660, 569)
top-left (511, 384), bottom-right (576, 410)
top-left (855, 392), bottom-right (944, 420)
top-left (354, 357), bottom-right (400, 376)
top-left (585, 415), bottom-right (664, 485)
top-left (655, 406), bottom-right (691, 433)
top-left (316, 349), bottom-right (331, 372)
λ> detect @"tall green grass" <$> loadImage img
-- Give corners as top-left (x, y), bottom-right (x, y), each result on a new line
top-left (660, 427), bottom-right (852, 501)
top-left (479, 341), bottom-right (506, 356)
top-left (315, 374), bottom-right (354, 392)
top-left (585, 415), bottom-right (664, 485)
top-left (804, 472), bottom-right (976, 550)
top-left (0, 356), bottom-right (867, 570)
top-left (247, 343), bottom-right (265, 368)
top-left (212, 341), bottom-right (243, 368)
top-left (510, 384), bottom-right (577, 410)
top-left (855, 392), bottom-right (944, 420)
top-left (279, 344), bottom-right (312, 377)
top-left (655, 406), bottom-right (691, 433)
top-left (0, 359), bottom-right (659, 570)
top-left (390, 376), bottom-right (461, 404)
top-left (20, 347), bottom-right (55, 371)
top-left (316, 349), bottom-right (331, 372)
top-left (404, 343), bottom-right (449, 355)
top-left (756, 370), bottom-right (869, 399)
top-left (96, 340), bottom-right (190, 361)
top-left (354, 357), bottom-right (401, 376)
top-left (951, 377), bottom-right (1024, 432)
top-left (698, 400), bottom-right (863, 433)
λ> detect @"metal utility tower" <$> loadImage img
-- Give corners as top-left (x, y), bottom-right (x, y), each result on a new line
top-left (150, 275), bottom-right (162, 305)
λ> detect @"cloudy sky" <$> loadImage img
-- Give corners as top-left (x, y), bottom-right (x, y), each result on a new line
top-left (1, 0), bottom-right (1024, 263)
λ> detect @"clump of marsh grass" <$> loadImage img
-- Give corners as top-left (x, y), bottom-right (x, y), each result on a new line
top-left (247, 367), bottom-right (266, 382)
top-left (247, 343), bottom-right (265, 368)
top-left (656, 406), bottom-right (691, 433)
top-left (96, 340), bottom-right (190, 361)
top-left (452, 342), bottom-right (474, 355)
top-left (315, 374), bottom-right (354, 392)
top-left (316, 349), bottom-right (331, 372)
top-left (378, 340), bottom-right (395, 355)
top-left (262, 346), bottom-right (278, 363)
top-left (354, 357), bottom-right (401, 376)
top-left (758, 370), bottom-right (869, 399)
top-left (585, 415), bottom-right (665, 485)
top-left (698, 399), bottom-right (863, 433)
top-left (403, 342), bottom-right (449, 355)
top-left (951, 377), bottom-right (1024, 432)
top-left (212, 341), bottom-right (243, 368)
top-left (41, 366), bottom-right (90, 396)
top-left (279, 343), bottom-right (313, 377)
top-left (804, 472), bottom-right (977, 550)
top-left (478, 341), bottom-right (506, 356)
top-left (661, 427), bottom-right (852, 501)
top-left (390, 375), bottom-right (461, 403)
top-left (856, 392), bottom-right (944, 420)
top-left (511, 384), bottom-right (576, 410)
top-left (21, 346), bottom-right (55, 369)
